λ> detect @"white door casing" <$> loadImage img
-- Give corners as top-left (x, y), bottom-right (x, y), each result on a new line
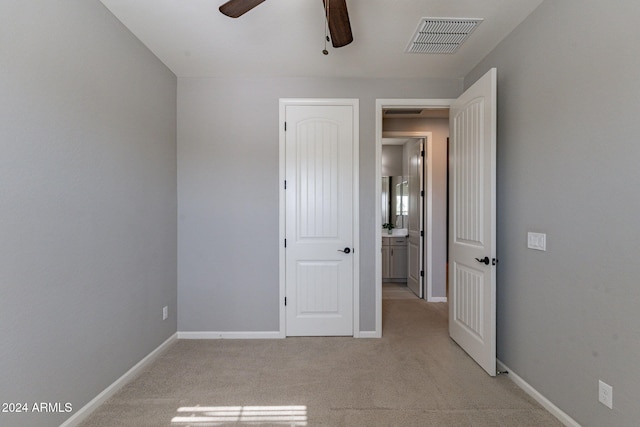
top-left (407, 139), bottom-right (423, 298)
top-left (448, 68), bottom-right (497, 376)
top-left (280, 100), bottom-right (359, 337)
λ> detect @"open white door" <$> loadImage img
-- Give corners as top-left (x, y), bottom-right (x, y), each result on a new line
top-left (284, 102), bottom-right (357, 336)
top-left (448, 68), bottom-right (497, 376)
top-left (407, 139), bottom-right (423, 298)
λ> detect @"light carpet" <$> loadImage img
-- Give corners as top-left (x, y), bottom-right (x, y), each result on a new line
top-left (78, 293), bottom-right (561, 426)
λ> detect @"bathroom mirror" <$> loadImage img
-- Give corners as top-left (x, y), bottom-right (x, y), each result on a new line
top-left (382, 176), bottom-right (408, 229)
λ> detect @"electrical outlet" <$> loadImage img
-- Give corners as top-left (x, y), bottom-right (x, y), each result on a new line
top-left (598, 380), bottom-right (613, 409)
top-left (162, 306), bottom-right (169, 321)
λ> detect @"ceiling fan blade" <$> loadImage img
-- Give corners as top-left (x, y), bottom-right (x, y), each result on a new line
top-left (323, 0), bottom-right (353, 48)
top-left (219, 0), bottom-right (266, 18)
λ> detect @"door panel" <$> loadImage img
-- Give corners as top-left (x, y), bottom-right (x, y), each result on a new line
top-left (296, 261), bottom-right (340, 314)
top-left (285, 104), bottom-right (354, 336)
top-left (449, 68), bottom-right (497, 376)
top-left (390, 244), bottom-right (407, 279)
top-left (407, 140), bottom-right (423, 297)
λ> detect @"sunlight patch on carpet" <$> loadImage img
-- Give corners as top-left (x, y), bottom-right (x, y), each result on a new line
top-left (171, 405), bottom-right (308, 425)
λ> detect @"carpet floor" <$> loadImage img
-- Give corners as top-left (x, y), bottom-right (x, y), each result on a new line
top-left (78, 287), bottom-right (561, 426)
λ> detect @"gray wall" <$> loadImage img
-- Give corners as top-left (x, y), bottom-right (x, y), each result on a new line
top-left (177, 77), bottom-right (462, 333)
top-left (0, 2), bottom-right (177, 426)
top-left (466, 1), bottom-right (640, 425)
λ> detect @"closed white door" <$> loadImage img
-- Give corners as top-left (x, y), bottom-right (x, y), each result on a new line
top-left (448, 68), bottom-right (497, 376)
top-left (284, 103), bottom-right (355, 336)
top-left (407, 139), bottom-right (423, 297)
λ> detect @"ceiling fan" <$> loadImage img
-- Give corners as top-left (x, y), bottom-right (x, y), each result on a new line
top-left (219, 0), bottom-right (353, 48)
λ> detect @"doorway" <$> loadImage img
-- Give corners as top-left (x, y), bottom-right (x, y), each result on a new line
top-left (381, 137), bottom-right (423, 298)
top-left (376, 69), bottom-right (497, 376)
top-left (374, 99), bottom-right (453, 335)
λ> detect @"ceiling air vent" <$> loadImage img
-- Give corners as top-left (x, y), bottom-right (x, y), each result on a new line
top-left (384, 109), bottom-right (423, 115)
top-left (406, 18), bottom-right (483, 54)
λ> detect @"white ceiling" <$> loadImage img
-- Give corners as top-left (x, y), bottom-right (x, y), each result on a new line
top-left (99, 0), bottom-right (544, 79)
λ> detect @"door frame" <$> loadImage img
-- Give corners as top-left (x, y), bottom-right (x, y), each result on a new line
top-left (374, 99), bottom-right (453, 336)
top-left (279, 98), bottom-right (360, 338)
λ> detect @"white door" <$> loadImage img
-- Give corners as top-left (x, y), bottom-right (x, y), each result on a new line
top-left (448, 68), bottom-right (497, 376)
top-left (284, 103), bottom-right (356, 336)
top-left (407, 139), bottom-right (423, 297)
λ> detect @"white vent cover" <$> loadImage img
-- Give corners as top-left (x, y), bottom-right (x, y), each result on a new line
top-left (406, 18), bottom-right (483, 54)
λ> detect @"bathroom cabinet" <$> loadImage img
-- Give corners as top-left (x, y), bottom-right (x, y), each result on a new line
top-left (382, 237), bottom-right (407, 281)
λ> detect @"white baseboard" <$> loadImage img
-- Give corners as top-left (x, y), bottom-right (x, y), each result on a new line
top-left (60, 333), bottom-right (177, 427)
top-left (358, 330), bottom-right (381, 338)
top-left (179, 331), bottom-right (380, 339)
top-left (178, 331), bottom-right (284, 339)
top-left (428, 297), bottom-right (448, 302)
top-left (497, 360), bottom-right (581, 427)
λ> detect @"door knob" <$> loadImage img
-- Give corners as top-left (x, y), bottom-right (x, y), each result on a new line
top-left (338, 247), bottom-right (351, 254)
top-left (475, 256), bottom-right (490, 265)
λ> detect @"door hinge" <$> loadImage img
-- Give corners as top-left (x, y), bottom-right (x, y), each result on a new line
top-left (284, 239), bottom-right (287, 248)
top-left (420, 270), bottom-right (424, 277)
top-left (420, 230), bottom-right (424, 237)
top-left (284, 122), bottom-right (287, 131)
top-left (284, 180), bottom-right (287, 189)
top-left (421, 150), bottom-right (425, 157)
top-left (284, 297), bottom-right (287, 306)
top-left (420, 190), bottom-right (424, 197)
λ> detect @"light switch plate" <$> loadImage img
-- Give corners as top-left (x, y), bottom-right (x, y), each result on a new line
top-left (527, 232), bottom-right (546, 251)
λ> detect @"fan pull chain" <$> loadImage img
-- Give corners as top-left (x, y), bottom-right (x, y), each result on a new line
top-left (323, 0), bottom-right (329, 55)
